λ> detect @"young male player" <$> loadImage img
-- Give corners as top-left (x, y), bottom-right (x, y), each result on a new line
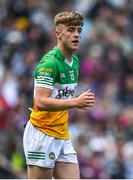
top-left (23, 11), bottom-right (95, 179)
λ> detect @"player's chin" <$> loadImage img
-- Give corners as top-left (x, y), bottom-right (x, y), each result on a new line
top-left (71, 46), bottom-right (78, 51)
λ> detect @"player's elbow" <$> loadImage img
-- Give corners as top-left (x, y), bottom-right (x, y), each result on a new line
top-left (37, 104), bottom-right (44, 111)
top-left (36, 98), bottom-right (48, 111)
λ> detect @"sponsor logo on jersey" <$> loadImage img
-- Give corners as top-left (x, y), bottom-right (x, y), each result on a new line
top-left (56, 86), bottom-right (74, 99)
top-left (39, 67), bottom-right (53, 76)
top-left (40, 67), bottom-right (53, 73)
top-left (39, 71), bottom-right (52, 76)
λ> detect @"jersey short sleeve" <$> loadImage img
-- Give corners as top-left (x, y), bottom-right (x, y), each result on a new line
top-left (34, 58), bottom-right (57, 89)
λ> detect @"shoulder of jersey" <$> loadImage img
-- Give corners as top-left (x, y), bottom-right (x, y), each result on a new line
top-left (39, 50), bottom-right (57, 65)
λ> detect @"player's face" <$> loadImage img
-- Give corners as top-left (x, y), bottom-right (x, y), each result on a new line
top-left (59, 25), bottom-right (82, 51)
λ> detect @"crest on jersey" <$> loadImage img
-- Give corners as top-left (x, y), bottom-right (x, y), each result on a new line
top-left (69, 70), bottom-right (74, 80)
top-left (60, 73), bottom-right (66, 78)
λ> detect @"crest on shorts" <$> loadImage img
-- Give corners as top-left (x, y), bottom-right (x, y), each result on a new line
top-left (49, 152), bottom-right (55, 160)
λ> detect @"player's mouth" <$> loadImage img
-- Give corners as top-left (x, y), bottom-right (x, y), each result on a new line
top-left (72, 40), bottom-right (79, 45)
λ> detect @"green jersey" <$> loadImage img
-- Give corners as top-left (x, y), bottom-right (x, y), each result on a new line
top-left (30, 46), bottom-right (79, 139)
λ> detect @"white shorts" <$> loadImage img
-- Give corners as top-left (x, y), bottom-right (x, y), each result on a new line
top-left (23, 121), bottom-right (78, 168)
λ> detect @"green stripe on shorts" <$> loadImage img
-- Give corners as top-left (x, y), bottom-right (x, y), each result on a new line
top-left (28, 151), bottom-right (45, 159)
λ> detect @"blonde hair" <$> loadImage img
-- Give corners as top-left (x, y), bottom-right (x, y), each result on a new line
top-left (54, 11), bottom-right (84, 26)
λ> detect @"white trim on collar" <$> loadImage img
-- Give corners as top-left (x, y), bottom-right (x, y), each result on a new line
top-left (65, 58), bottom-right (73, 67)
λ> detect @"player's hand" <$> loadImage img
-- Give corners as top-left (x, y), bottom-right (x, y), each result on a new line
top-left (75, 90), bottom-right (95, 109)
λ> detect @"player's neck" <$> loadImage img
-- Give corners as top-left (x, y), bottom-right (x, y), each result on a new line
top-left (57, 44), bottom-right (73, 62)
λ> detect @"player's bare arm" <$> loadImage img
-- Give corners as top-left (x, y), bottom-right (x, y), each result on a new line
top-left (35, 87), bottom-right (95, 111)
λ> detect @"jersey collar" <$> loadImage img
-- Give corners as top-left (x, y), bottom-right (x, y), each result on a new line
top-left (53, 46), bottom-right (74, 65)
top-left (64, 58), bottom-right (73, 67)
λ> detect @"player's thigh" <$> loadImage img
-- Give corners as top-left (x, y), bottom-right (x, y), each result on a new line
top-left (27, 165), bottom-right (53, 179)
top-left (54, 162), bottom-right (80, 179)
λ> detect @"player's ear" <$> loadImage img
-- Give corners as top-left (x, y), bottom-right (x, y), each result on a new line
top-left (56, 30), bottom-right (61, 39)
top-left (55, 29), bottom-right (60, 38)
top-left (55, 24), bottom-right (63, 40)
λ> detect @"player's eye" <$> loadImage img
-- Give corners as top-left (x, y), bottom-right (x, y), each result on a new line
top-left (68, 27), bottom-right (75, 32)
top-left (78, 28), bottom-right (82, 34)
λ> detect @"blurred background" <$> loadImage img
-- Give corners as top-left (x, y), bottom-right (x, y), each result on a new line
top-left (0, 0), bottom-right (133, 178)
